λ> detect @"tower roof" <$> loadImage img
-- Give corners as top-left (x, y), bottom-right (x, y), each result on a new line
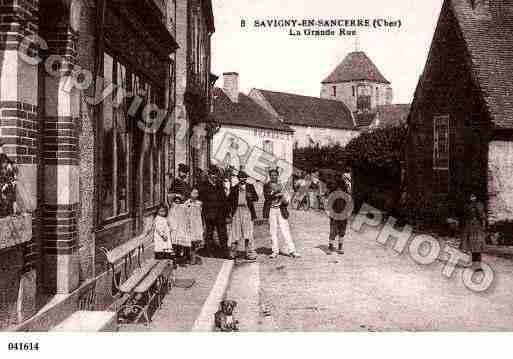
top-left (322, 51), bottom-right (390, 85)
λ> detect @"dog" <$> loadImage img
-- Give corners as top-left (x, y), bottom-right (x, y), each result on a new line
top-left (214, 300), bottom-right (239, 332)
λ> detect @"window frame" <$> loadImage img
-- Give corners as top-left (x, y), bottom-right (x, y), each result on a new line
top-left (100, 51), bottom-right (131, 224)
top-left (263, 139), bottom-right (274, 155)
top-left (433, 114), bottom-right (450, 194)
top-left (99, 48), bottom-right (167, 226)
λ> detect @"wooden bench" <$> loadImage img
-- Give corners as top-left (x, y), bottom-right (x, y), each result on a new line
top-left (99, 233), bottom-right (174, 325)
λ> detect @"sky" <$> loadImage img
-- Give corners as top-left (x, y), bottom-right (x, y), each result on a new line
top-left (211, 0), bottom-right (444, 104)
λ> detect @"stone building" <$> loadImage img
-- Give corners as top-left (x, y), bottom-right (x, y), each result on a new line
top-left (175, 0), bottom-right (216, 181)
top-left (249, 89), bottom-right (359, 148)
top-left (211, 73), bottom-right (294, 213)
top-left (406, 0), bottom-right (513, 228)
top-left (0, 0), bottom-right (214, 331)
top-left (320, 51), bottom-right (393, 113)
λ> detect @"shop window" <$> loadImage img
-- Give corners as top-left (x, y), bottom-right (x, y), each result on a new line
top-left (101, 55), bottom-right (132, 220)
top-left (100, 51), bottom-right (166, 223)
top-left (101, 53), bottom-right (115, 220)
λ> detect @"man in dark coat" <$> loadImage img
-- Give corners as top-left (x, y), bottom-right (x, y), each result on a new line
top-left (199, 166), bottom-right (231, 258)
top-left (169, 163), bottom-right (192, 203)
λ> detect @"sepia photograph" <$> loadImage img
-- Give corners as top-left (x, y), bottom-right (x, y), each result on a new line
top-left (0, 0), bottom-right (512, 356)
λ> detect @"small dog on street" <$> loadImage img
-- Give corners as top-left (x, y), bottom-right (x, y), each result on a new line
top-left (214, 300), bottom-right (239, 332)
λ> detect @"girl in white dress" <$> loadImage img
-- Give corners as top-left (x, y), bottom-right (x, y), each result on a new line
top-left (153, 204), bottom-right (174, 260)
top-left (168, 195), bottom-right (190, 266)
top-left (184, 188), bottom-right (204, 265)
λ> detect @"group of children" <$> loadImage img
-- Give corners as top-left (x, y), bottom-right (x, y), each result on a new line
top-left (153, 187), bottom-right (205, 267)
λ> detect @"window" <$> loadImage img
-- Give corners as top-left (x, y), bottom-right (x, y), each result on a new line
top-left (357, 85), bottom-right (371, 111)
top-left (101, 53), bottom-right (130, 221)
top-left (142, 86), bottom-right (165, 210)
top-left (263, 140), bottom-right (273, 155)
top-left (166, 0), bottom-right (176, 29)
top-left (352, 86), bottom-right (355, 97)
top-left (190, 9), bottom-right (202, 76)
top-left (376, 87), bottom-right (379, 104)
top-left (100, 51), bottom-right (166, 223)
top-left (332, 86), bottom-right (337, 97)
top-left (433, 115), bottom-right (450, 193)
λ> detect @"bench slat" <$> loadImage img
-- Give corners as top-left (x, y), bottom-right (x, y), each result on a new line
top-left (105, 234), bottom-right (149, 264)
top-left (134, 261), bottom-right (169, 294)
top-left (119, 260), bottom-right (158, 293)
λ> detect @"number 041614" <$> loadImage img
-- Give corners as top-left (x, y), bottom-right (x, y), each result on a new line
top-left (8, 342), bottom-right (39, 351)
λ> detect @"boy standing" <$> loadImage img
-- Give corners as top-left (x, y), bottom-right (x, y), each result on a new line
top-left (327, 175), bottom-right (350, 255)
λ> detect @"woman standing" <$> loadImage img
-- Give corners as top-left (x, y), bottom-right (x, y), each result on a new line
top-left (228, 171), bottom-right (259, 261)
top-left (460, 193), bottom-right (486, 272)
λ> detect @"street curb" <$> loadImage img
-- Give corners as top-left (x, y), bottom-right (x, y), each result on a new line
top-left (191, 259), bottom-right (234, 331)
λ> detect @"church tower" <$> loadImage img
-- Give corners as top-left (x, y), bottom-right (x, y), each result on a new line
top-left (320, 51), bottom-right (393, 113)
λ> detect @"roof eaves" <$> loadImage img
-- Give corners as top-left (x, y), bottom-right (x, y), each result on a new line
top-left (448, 0), bottom-right (496, 128)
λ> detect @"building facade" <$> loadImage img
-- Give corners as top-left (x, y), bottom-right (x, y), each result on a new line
top-left (406, 0), bottom-right (513, 229)
top-left (175, 0), bottom-right (216, 182)
top-left (211, 73), bottom-right (294, 211)
top-left (249, 89), bottom-right (359, 148)
top-left (0, 0), bottom-right (187, 330)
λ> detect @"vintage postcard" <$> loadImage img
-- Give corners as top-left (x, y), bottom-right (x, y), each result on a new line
top-left (0, 0), bottom-right (511, 356)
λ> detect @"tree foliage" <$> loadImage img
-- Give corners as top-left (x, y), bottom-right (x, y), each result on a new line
top-left (344, 124), bottom-right (408, 169)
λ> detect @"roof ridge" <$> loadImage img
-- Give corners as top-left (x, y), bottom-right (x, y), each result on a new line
top-left (256, 88), bottom-right (350, 105)
top-left (322, 50), bottom-right (391, 84)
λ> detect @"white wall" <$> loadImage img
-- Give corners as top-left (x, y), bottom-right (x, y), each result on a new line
top-left (291, 125), bottom-right (359, 148)
top-left (211, 124), bottom-right (294, 207)
top-left (488, 140), bottom-right (513, 225)
top-left (212, 124), bottom-right (294, 175)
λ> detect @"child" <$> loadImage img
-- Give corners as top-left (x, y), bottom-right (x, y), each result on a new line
top-left (184, 188), bottom-right (204, 265)
top-left (153, 204), bottom-right (174, 260)
top-left (168, 194), bottom-right (190, 266)
top-left (327, 176), bottom-right (350, 255)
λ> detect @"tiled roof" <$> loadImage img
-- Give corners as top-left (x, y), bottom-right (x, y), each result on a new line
top-left (322, 51), bottom-right (390, 84)
top-left (450, 0), bottom-right (513, 129)
top-left (255, 89), bottom-right (356, 130)
top-left (374, 104), bottom-right (410, 128)
top-left (212, 88), bottom-right (293, 132)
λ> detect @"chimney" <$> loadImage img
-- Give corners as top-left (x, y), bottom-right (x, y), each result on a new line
top-left (223, 72), bottom-right (239, 103)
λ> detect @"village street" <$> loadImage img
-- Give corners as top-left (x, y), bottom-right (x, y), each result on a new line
top-left (231, 210), bottom-right (513, 331)
top-left (123, 209), bottom-right (513, 332)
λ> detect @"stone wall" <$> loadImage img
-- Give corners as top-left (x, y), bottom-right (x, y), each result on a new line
top-left (320, 81), bottom-right (392, 112)
top-left (488, 140), bottom-right (513, 225)
top-left (76, 0), bottom-right (97, 283)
